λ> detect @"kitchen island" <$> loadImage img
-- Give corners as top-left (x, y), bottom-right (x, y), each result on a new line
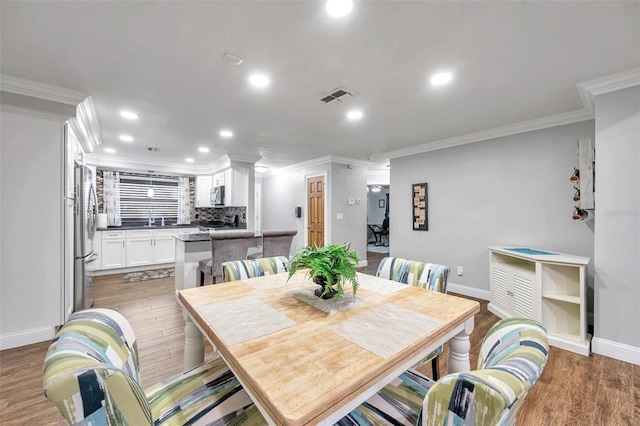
top-left (173, 230), bottom-right (261, 290)
top-left (173, 232), bottom-right (212, 290)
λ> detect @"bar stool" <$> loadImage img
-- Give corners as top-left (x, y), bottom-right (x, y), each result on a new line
top-left (197, 230), bottom-right (255, 285)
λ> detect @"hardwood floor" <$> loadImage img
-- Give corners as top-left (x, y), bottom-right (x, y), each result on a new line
top-left (0, 251), bottom-right (637, 425)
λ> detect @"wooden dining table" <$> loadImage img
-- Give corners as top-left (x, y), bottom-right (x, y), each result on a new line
top-left (177, 272), bottom-right (480, 426)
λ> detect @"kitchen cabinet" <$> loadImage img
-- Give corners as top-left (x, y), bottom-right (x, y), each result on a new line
top-left (126, 229), bottom-right (178, 267)
top-left (224, 168), bottom-right (248, 206)
top-left (153, 229), bottom-right (178, 263)
top-left (196, 175), bottom-right (213, 207)
top-left (213, 172), bottom-right (225, 187)
top-left (488, 246), bottom-right (591, 356)
top-left (101, 231), bottom-right (127, 269)
top-left (96, 228), bottom-right (198, 271)
top-left (126, 229), bottom-right (154, 267)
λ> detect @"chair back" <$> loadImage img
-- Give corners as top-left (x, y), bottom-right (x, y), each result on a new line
top-left (209, 230), bottom-right (256, 277)
top-left (222, 256), bottom-right (289, 282)
top-left (422, 318), bottom-right (549, 425)
top-left (262, 229), bottom-right (297, 258)
top-left (43, 308), bottom-right (152, 425)
top-left (376, 256), bottom-right (449, 293)
top-left (382, 217), bottom-right (389, 234)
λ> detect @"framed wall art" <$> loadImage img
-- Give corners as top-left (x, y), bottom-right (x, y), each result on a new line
top-left (412, 182), bottom-right (428, 231)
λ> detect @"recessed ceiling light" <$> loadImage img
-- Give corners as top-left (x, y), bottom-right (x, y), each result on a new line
top-left (255, 166), bottom-right (270, 173)
top-left (326, 0), bottom-right (353, 17)
top-left (249, 74), bottom-right (270, 88)
top-left (198, 147), bottom-right (210, 153)
top-left (430, 72), bottom-right (453, 85)
top-left (104, 148), bottom-right (116, 154)
top-left (347, 109), bottom-right (363, 120)
top-left (120, 111), bottom-right (138, 120)
top-left (119, 135), bottom-right (133, 142)
top-left (220, 130), bottom-right (233, 138)
top-left (185, 158), bottom-right (195, 163)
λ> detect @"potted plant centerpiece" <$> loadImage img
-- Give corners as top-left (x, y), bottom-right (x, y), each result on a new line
top-left (287, 243), bottom-right (360, 301)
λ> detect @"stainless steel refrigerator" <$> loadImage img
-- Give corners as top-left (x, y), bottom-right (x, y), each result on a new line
top-left (74, 163), bottom-right (98, 311)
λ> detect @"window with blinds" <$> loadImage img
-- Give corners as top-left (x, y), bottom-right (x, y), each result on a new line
top-left (119, 175), bottom-right (179, 220)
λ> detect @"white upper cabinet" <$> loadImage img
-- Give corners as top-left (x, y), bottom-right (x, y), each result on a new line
top-left (196, 175), bottom-right (213, 207)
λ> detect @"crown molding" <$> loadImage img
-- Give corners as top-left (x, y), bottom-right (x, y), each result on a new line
top-left (0, 103), bottom-right (70, 121)
top-left (577, 67), bottom-right (640, 112)
top-left (384, 68), bottom-right (640, 160)
top-left (85, 154), bottom-right (207, 176)
top-left (385, 108), bottom-right (594, 159)
top-left (75, 96), bottom-right (102, 152)
top-left (0, 74), bottom-right (87, 105)
top-left (261, 155), bottom-right (374, 177)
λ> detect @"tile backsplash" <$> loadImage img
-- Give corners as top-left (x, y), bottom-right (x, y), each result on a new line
top-left (196, 206), bottom-right (246, 224)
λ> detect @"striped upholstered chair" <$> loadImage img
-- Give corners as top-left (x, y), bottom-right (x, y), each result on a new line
top-left (338, 317), bottom-right (549, 425)
top-left (376, 256), bottom-right (450, 379)
top-left (222, 256), bottom-right (289, 282)
top-left (43, 308), bottom-right (263, 425)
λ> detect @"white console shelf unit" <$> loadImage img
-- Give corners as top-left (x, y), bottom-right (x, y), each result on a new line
top-left (488, 246), bottom-right (591, 356)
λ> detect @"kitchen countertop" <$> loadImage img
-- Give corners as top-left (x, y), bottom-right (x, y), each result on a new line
top-left (173, 232), bottom-right (211, 242)
top-left (97, 222), bottom-right (247, 231)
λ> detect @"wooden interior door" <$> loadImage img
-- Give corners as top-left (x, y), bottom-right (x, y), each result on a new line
top-left (307, 176), bottom-right (324, 247)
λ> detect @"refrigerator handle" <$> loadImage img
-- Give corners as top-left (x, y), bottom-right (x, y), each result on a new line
top-left (88, 182), bottom-right (98, 237)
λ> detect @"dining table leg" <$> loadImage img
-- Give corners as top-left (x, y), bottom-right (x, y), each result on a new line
top-left (184, 316), bottom-right (204, 369)
top-left (447, 316), bottom-right (474, 373)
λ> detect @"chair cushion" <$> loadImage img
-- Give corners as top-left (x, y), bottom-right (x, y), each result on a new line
top-left (222, 256), bottom-right (289, 282)
top-left (146, 356), bottom-right (265, 425)
top-left (338, 369), bottom-right (434, 426)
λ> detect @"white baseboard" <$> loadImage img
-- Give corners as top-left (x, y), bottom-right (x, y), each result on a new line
top-left (0, 326), bottom-right (55, 350)
top-left (592, 337), bottom-right (640, 366)
top-left (447, 282), bottom-right (491, 301)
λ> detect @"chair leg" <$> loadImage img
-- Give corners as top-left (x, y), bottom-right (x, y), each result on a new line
top-left (199, 270), bottom-right (204, 287)
top-left (432, 356), bottom-right (439, 381)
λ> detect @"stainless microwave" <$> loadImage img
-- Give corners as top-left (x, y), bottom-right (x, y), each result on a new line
top-left (210, 185), bottom-right (225, 206)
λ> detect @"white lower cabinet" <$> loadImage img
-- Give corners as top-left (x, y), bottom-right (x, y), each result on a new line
top-left (126, 229), bottom-right (177, 267)
top-left (153, 229), bottom-right (178, 264)
top-left (488, 246), bottom-right (591, 356)
top-left (126, 230), bottom-right (154, 267)
top-left (101, 231), bottom-right (127, 269)
top-left (97, 228), bottom-right (198, 270)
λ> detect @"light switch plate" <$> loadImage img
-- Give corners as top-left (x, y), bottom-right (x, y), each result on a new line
top-left (336, 213), bottom-right (343, 220)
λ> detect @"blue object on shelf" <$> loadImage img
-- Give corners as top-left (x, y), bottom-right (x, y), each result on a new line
top-left (505, 248), bottom-right (558, 256)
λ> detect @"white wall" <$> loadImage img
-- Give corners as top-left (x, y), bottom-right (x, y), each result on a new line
top-left (593, 86), bottom-right (640, 359)
top-left (330, 163), bottom-right (368, 259)
top-left (390, 121), bottom-right (596, 302)
top-left (1, 109), bottom-right (67, 349)
top-left (262, 160), bottom-right (368, 262)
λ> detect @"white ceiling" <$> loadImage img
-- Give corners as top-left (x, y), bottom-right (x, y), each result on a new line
top-left (1, 1), bottom-right (638, 173)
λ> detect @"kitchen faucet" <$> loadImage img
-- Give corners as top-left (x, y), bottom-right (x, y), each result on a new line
top-left (148, 210), bottom-right (155, 226)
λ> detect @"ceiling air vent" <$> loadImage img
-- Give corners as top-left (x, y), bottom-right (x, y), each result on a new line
top-left (320, 88), bottom-right (353, 104)
top-left (146, 146), bottom-right (159, 152)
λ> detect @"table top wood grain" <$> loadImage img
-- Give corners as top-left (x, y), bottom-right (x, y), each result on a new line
top-left (178, 272), bottom-right (479, 425)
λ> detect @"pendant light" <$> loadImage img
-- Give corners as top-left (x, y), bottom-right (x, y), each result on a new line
top-left (147, 176), bottom-right (154, 198)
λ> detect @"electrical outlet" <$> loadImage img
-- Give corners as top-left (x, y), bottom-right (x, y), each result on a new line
top-left (457, 266), bottom-right (464, 276)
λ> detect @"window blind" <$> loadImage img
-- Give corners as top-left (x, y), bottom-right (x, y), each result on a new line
top-left (119, 175), bottom-right (178, 220)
